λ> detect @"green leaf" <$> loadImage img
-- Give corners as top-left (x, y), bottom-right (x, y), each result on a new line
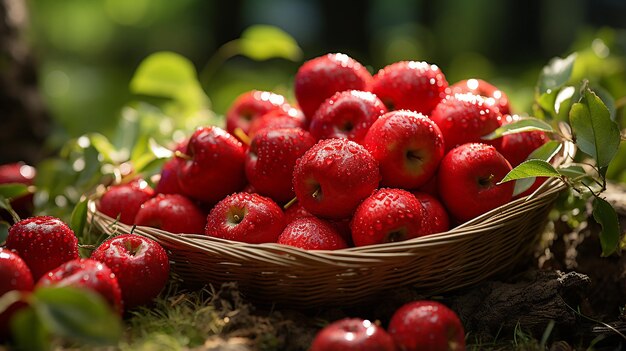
top-left (500, 159), bottom-right (562, 184)
top-left (537, 53), bottom-right (577, 94)
top-left (89, 133), bottom-right (120, 163)
top-left (131, 51), bottom-right (201, 99)
top-left (557, 164), bottom-right (587, 178)
top-left (70, 198), bottom-right (88, 238)
top-left (569, 88), bottom-right (621, 168)
top-left (591, 85), bottom-right (617, 122)
top-left (0, 183), bottom-right (29, 200)
top-left (483, 117), bottom-right (554, 140)
top-left (0, 220), bottom-right (8, 244)
top-left (529, 140), bottom-right (563, 161)
top-left (554, 86), bottom-right (577, 120)
top-left (11, 307), bottom-right (50, 351)
top-left (593, 197), bottom-right (621, 257)
top-left (512, 141), bottom-right (563, 196)
top-left (33, 286), bottom-right (122, 346)
top-left (239, 25), bottom-right (303, 62)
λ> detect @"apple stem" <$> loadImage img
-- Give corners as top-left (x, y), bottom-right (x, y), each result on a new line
top-left (233, 214), bottom-right (241, 222)
top-left (312, 187), bottom-right (321, 199)
top-left (174, 150), bottom-right (193, 161)
top-left (283, 196), bottom-right (298, 210)
top-left (233, 127), bottom-right (251, 146)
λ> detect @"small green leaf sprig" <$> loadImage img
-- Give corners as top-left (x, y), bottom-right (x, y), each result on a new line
top-left (488, 54), bottom-right (624, 256)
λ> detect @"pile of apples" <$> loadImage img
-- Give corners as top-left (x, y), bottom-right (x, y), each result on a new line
top-left (97, 53), bottom-right (547, 250)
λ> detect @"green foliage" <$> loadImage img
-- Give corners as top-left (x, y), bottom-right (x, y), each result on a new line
top-left (239, 25), bottom-right (303, 62)
top-left (69, 198), bottom-right (88, 238)
top-left (593, 197), bottom-right (621, 257)
top-left (569, 88), bottom-right (621, 169)
top-left (483, 117), bottom-right (554, 140)
top-left (10, 287), bottom-right (122, 350)
top-left (503, 53), bottom-right (623, 256)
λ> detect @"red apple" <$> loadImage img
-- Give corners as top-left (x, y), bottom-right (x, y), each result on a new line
top-left (363, 110), bottom-right (445, 189)
top-left (97, 178), bottom-right (155, 225)
top-left (295, 53), bottom-right (373, 123)
top-left (412, 192), bottom-right (450, 235)
top-left (245, 128), bottom-right (316, 203)
top-left (310, 318), bottom-right (395, 351)
top-left (176, 126), bottom-right (246, 205)
top-left (388, 300), bottom-right (466, 351)
top-left (0, 162), bottom-right (35, 220)
top-left (225, 90), bottom-right (294, 137)
top-left (154, 139), bottom-right (188, 195)
top-left (6, 216), bottom-right (80, 281)
top-left (351, 188), bottom-right (425, 246)
top-left (430, 93), bottom-right (503, 152)
top-left (449, 78), bottom-right (511, 115)
top-left (309, 90), bottom-right (387, 144)
top-left (134, 193), bottom-right (206, 234)
top-left (91, 234), bottom-right (170, 309)
top-left (205, 192), bottom-right (286, 244)
top-left (278, 217), bottom-right (348, 250)
top-left (247, 107), bottom-right (306, 139)
top-left (438, 143), bottom-right (514, 222)
top-left (0, 248), bottom-right (33, 339)
top-left (37, 258), bottom-right (122, 314)
top-left (369, 61), bottom-right (448, 115)
top-left (292, 138), bottom-right (380, 219)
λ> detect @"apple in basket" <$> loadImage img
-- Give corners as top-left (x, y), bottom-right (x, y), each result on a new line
top-left (438, 143), bottom-right (514, 222)
top-left (310, 318), bottom-right (396, 351)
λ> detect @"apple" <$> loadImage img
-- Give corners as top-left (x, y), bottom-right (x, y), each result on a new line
top-left (245, 128), bottom-right (316, 203)
top-left (430, 93), bottom-right (503, 152)
top-left (277, 216), bottom-right (348, 250)
top-left (91, 234), bottom-right (170, 309)
top-left (351, 188), bottom-right (425, 246)
top-left (0, 248), bottom-right (33, 339)
top-left (438, 143), bottom-right (514, 222)
top-left (412, 192), bottom-right (450, 235)
top-left (154, 139), bottom-right (188, 195)
top-left (388, 300), bottom-right (466, 351)
top-left (363, 110), bottom-right (445, 189)
top-left (295, 53), bottom-right (373, 123)
top-left (369, 61), bottom-right (448, 115)
top-left (97, 178), bottom-right (155, 225)
top-left (449, 78), bottom-right (511, 115)
top-left (134, 193), bottom-right (206, 234)
top-left (309, 90), bottom-right (387, 144)
top-left (205, 192), bottom-right (286, 244)
top-left (6, 216), bottom-right (79, 281)
top-left (37, 258), bottom-right (122, 314)
top-left (310, 318), bottom-right (395, 351)
top-left (176, 126), bottom-right (246, 205)
top-left (0, 162), bottom-right (35, 220)
top-left (247, 107), bottom-right (306, 139)
top-left (292, 138), bottom-right (380, 219)
top-left (225, 90), bottom-right (294, 137)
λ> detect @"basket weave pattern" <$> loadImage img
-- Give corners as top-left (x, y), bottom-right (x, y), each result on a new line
top-left (89, 143), bottom-right (573, 308)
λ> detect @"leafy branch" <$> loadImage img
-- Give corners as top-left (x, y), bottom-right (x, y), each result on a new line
top-left (498, 53), bottom-right (623, 257)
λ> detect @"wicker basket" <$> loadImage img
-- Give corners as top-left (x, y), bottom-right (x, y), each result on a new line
top-left (89, 141), bottom-right (575, 309)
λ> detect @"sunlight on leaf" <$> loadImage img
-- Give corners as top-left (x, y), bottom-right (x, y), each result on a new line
top-left (537, 53), bottom-right (577, 94)
top-left (239, 25), bottom-right (303, 62)
top-left (500, 159), bottom-right (562, 184)
top-left (569, 88), bottom-right (620, 168)
top-left (483, 117), bottom-right (553, 140)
